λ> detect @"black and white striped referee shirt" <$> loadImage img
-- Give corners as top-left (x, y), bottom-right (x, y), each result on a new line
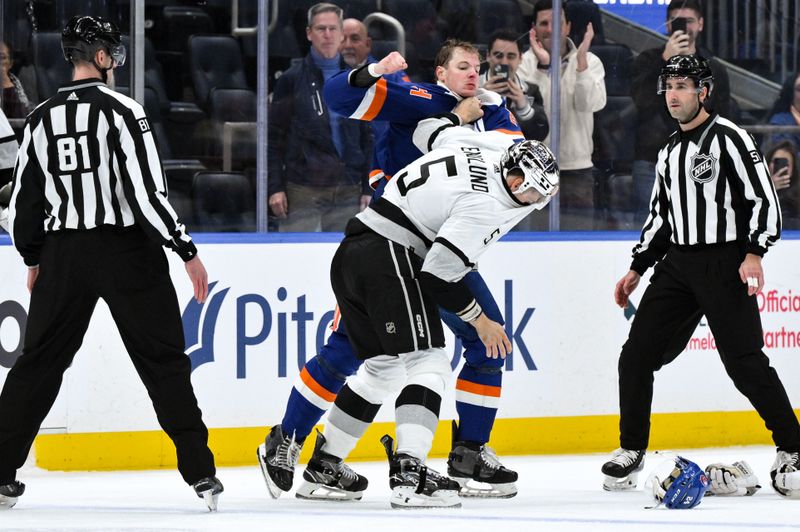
top-left (631, 112), bottom-right (781, 274)
top-left (8, 78), bottom-right (195, 266)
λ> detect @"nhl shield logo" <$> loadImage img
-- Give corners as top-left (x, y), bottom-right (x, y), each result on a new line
top-left (690, 153), bottom-right (717, 184)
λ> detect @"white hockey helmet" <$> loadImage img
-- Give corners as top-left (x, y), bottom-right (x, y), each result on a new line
top-left (500, 140), bottom-right (560, 200)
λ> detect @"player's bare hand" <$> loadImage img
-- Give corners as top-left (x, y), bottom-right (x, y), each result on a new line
top-left (359, 194), bottom-right (371, 211)
top-left (662, 31), bottom-right (691, 60)
top-left (770, 166), bottom-right (791, 190)
top-left (614, 270), bottom-right (641, 308)
top-left (375, 51), bottom-right (408, 76)
top-left (739, 253), bottom-right (763, 296)
top-left (454, 97), bottom-right (484, 124)
top-left (185, 256), bottom-right (209, 303)
top-left (269, 191), bottom-right (288, 219)
top-left (472, 313), bottom-right (512, 359)
top-left (27, 266), bottom-right (39, 293)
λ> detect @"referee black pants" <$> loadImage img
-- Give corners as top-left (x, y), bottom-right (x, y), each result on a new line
top-left (618, 243), bottom-right (800, 451)
top-left (0, 227), bottom-right (216, 485)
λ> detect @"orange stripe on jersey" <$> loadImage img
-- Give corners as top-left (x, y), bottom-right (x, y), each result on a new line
top-left (494, 128), bottom-right (524, 136)
top-left (362, 78), bottom-right (388, 121)
top-left (455, 379), bottom-right (502, 398)
top-left (299, 367), bottom-right (337, 403)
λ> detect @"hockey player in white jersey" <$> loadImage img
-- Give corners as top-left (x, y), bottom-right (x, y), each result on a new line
top-left (322, 97), bottom-right (559, 508)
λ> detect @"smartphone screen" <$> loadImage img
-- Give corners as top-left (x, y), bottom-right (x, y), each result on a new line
top-left (671, 17), bottom-right (687, 34)
top-left (773, 157), bottom-right (790, 172)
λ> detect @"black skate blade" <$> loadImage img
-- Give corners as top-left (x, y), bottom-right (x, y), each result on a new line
top-left (256, 444), bottom-right (283, 499)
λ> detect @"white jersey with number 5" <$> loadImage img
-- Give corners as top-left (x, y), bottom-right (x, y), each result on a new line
top-left (357, 113), bottom-right (543, 284)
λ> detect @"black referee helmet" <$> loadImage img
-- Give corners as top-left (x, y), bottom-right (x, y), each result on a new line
top-left (657, 54), bottom-right (714, 97)
top-left (61, 15), bottom-right (125, 66)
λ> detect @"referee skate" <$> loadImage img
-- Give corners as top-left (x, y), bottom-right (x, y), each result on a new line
top-left (601, 449), bottom-right (645, 491)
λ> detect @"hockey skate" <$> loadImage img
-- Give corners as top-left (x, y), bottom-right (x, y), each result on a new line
top-left (0, 481), bottom-right (25, 510)
top-left (602, 448), bottom-right (645, 491)
top-left (447, 422), bottom-right (518, 498)
top-left (193, 476), bottom-right (223, 511)
top-left (771, 451), bottom-right (800, 498)
top-left (382, 434), bottom-right (461, 509)
top-left (257, 424), bottom-right (303, 498)
top-left (295, 430), bottom-right (368, 501)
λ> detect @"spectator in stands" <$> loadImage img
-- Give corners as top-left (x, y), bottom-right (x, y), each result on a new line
top-left (0, 107), bottom-right (18, 189)
top-left (517, 0), bottom-right (606, 230)
top-left (341, 18), bottom-right (371, 68)
top-left (268, 3), bottom-right (373, 231)
top-left (481, 29), bottom-right (549, 142)
top-left (765, 72), bottom-right (800, 153)
top-left (1, 41), bottom-right (33, 118)
top-left (765, 139), bottom-right (800, 229)
top-left (630, 0), bottom-right (731, 224)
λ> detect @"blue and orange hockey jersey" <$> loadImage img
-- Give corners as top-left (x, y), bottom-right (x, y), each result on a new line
top-left (323, 64), bottom-right (524, 183)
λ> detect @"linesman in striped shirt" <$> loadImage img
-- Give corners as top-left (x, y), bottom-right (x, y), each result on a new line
top-left (600, 55), bottom-right (800, 498)
top-left (0, 16), bottom-right (222, 510)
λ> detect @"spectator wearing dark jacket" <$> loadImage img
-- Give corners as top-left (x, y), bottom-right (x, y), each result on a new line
top-left (480, 29), bottom-right (549, 142)
top-left (268, 3), bottom-right (372, 232)
top-left (630, 0), bottom-right (731, 223)
top-left (765, 72), bottom-right (800, 154)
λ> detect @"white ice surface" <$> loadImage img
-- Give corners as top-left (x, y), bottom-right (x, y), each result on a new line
top-left (3, 446), bottom-right (800, 531)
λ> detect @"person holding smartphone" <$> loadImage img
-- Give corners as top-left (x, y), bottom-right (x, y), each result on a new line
top-left (766, 140), bottom-right (800, 228)
top-left (630, 0), bottom-right (732, 225)
top-left (517, 0), bottom-right (607, 230)
top-left (480, 29), bottom-right (549, 143)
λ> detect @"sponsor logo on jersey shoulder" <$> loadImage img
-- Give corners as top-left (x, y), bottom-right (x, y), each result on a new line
top-left (689, 153), bottom-right (717, 184)
top-left (67, 92), bottom-right (79, 101)
top-left (507, 109), bottom-right (518, 126)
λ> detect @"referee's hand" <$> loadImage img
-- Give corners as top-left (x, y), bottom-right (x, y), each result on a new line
top-left (739, 253), bottom-right (763, 296)
top-left (185, 256), bottom-right (209, 303)
top-left (614, 270), bottom-right (641, 308)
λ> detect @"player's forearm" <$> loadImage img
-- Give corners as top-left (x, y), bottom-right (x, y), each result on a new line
top-left (348, 63), bottom-right (382, 88)
top-left (419, 271), bottom-right (480, 320)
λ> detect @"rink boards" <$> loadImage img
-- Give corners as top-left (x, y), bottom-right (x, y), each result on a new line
top-left (1, 233), bottom-right (799, 471)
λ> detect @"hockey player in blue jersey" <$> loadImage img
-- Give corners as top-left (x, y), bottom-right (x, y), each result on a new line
top-left (258, 40), bottom-right (524, 500)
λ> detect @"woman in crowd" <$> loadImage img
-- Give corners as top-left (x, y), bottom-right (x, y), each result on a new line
top-left (766, 71), bottom-right (800, 151)
top-left (1, 41), bottom-right (33, 118)
top-left (765, 139), bottom-right (800, 229)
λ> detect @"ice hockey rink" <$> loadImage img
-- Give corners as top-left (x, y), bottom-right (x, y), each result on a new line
top-left (3, 445), bottom-right (799, 531)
